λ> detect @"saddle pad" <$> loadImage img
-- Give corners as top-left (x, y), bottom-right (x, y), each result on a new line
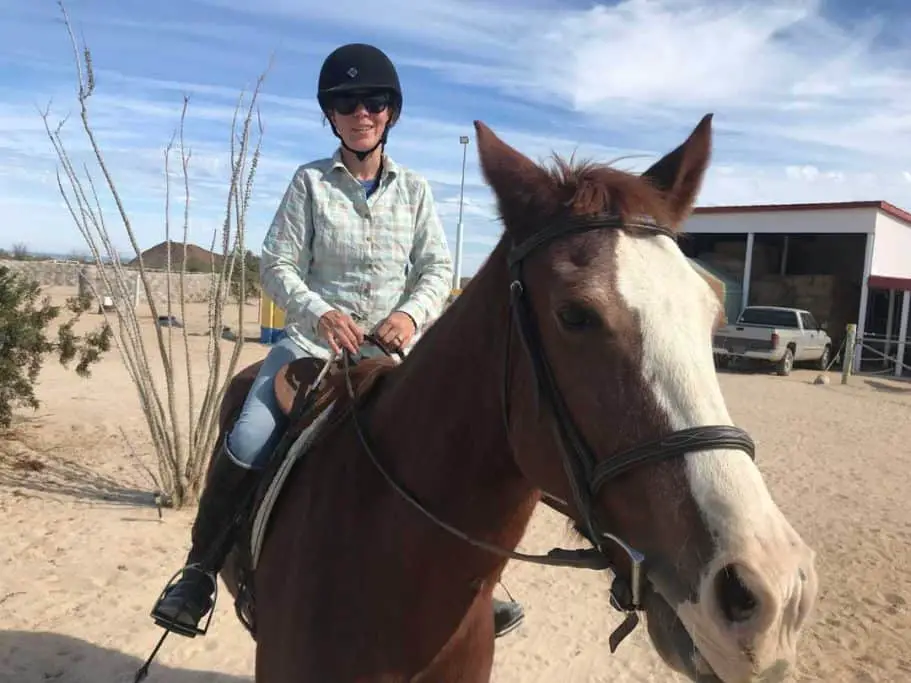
top-left (249, 400), bottom-right (337, 569)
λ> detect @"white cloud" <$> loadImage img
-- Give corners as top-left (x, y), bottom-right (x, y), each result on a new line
top-left (171, 0), bottom-right (911, 179)
top-left (2, 0), bottom-right (910, 275)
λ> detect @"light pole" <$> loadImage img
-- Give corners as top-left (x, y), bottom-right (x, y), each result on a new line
top-left (453, 134), bottom-right (469, 292)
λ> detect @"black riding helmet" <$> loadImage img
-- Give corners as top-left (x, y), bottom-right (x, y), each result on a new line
top-left (317, 43), bottom-right (402, 160)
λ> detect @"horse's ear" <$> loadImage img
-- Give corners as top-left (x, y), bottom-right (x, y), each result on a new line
top-left (473, 120), bottom-right (556, 239)
top-left (642, 113), bottom-right (713, 225)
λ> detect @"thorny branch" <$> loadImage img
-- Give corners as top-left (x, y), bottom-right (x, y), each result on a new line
top-left (39, 0), bottom-right (268, 507)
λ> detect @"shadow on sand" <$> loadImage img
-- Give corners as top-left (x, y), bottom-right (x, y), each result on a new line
top-left (863, 377), bottom-right (911, 394)
top-left (0, 630), bottom-right (252, 683)
top-left (0, 450), bottom-right (158, 510)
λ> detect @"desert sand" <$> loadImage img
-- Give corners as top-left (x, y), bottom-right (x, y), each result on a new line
top-left (2, 286), bottom-right (910, 683)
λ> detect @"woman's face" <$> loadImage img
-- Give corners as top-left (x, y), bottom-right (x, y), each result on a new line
top-left (329, 90), bottom-right (392, 153)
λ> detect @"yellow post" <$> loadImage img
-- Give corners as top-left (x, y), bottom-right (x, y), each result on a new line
top-left (271, 302), bottom-right (286, 343)
top-left (259, 294), bottom-right (274, 344)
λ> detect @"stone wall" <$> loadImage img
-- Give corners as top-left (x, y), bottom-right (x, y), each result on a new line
top-left (0, 259), bottom-right (220, 306)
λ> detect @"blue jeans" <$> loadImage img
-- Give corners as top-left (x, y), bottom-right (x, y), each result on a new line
top-left (225, 336), bottom-right (311, 469)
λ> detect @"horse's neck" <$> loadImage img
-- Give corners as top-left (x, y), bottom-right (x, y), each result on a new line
top-left (365, 256), bottom-right (538, 556)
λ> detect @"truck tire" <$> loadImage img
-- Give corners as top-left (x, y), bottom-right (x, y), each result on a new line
top-left (776, 347), bottom-right (794, 376)
top-left (817, 345), bottom-right (831, 371)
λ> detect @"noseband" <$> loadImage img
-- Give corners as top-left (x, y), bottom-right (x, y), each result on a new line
top-left (344, 211), bottom-right (756, 652)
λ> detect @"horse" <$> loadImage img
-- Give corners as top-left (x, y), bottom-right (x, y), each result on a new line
top-left (207, 115), bottom-right (818, 682)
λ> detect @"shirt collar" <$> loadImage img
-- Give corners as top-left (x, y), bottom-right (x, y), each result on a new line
top-left (330, 147), bottom-right (399, 182)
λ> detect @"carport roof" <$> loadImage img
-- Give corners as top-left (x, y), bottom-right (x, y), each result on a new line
top-left (692, 200), bottom-right (911, 227)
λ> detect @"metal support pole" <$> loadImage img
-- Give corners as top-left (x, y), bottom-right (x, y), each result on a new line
top-left (895, 291), bottom-right (910, 378)
top-left (854, 232), bottom-right (875, 372)
top-left (453, 135), bottom-right (469, 293)
top-left (884, 289), bottom-right (896, 367)
top-left (740, 232), bottom-right (754, 313)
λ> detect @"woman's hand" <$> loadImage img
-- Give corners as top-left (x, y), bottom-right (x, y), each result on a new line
top-left (375, 312), bottom-right (417, 352)
top-left (317, 310), bottom-right (365, 355)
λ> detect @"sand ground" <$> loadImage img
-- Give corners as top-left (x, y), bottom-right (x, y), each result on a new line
top-left (2, 286), bottom-right (910, 682)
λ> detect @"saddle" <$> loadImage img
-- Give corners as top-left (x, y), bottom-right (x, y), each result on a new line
top-left (273, 351), bottom-right (398, 431)
top-left (230, 345), bottom-right (401, 637)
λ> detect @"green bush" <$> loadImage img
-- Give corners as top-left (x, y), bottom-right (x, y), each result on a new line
top-left (0, 266), bottom-right (112, 428)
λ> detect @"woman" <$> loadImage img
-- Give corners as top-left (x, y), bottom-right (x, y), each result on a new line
top-left (149, 42), bottom-right (525, 642)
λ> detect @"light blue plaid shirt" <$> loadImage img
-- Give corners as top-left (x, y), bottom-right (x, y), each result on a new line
top-left (260, 148), bottom-right (453, 359)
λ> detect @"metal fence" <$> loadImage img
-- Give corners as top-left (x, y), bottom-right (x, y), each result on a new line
top-left (856, 331), bottom-right (911, 378)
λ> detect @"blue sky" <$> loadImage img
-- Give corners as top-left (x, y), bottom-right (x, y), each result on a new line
top-left (2, 0), bottom-right (911, 275)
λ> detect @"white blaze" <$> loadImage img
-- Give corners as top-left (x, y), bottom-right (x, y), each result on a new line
top-left (612, 231), bottom-right (815, 681)
top-left (612, 231), bottom-right (778, 533)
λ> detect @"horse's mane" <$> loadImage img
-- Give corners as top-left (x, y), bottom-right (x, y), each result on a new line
top-left (536, 155), bottom-right (676, 229)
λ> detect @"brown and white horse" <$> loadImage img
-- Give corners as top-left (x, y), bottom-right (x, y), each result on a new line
top-left (213, 114), bottom-right (817, 682)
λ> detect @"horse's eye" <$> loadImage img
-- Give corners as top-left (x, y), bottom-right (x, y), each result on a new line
top-left (557, 303), bottom-right (600, 332)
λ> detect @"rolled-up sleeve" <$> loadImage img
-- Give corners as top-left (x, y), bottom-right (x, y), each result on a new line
top-left (395, 180), bottom-right (454, 330)
top-left (260, 168), bottom-right (335, 333)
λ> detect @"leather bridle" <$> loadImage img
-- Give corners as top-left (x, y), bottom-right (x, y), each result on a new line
top-left (344, 211), bottom-right (756, 651)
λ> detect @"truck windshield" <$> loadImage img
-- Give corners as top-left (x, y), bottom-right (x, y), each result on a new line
top-left (738, 308), bottom-right (799, 328)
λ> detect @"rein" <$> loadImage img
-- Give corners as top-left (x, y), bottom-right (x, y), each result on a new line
top-left (342, 212), bottom-right (757, 652)
top-left (341, 349), bottom-right (613, 569)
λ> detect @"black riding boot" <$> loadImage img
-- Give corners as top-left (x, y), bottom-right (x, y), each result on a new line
top-left (493, 597), bottom-right (525, 638)
top-left (150, 444), bottom-right (261, 637)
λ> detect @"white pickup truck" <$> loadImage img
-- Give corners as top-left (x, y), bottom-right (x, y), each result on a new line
top-left (712, 306), bottom-right (833, 376)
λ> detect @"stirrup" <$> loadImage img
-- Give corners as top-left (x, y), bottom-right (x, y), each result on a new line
top-left (150, 563), bottom-right (219, 638)
top-left (493, 598), bottom-right (525, 639)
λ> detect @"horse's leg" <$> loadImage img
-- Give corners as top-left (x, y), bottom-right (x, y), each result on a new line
top-left (413, 590), bottom-right (496, 683)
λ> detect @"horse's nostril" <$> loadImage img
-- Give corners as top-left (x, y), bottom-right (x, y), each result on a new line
top-left (715, 563), bottom-right (759, 624)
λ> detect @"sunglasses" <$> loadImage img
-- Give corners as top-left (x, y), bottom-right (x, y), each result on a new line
top-left (330, 92), bottom-right (391, 116)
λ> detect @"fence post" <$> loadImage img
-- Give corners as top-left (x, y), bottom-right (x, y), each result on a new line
top-left (841, 323), bottom-right (856, 385)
